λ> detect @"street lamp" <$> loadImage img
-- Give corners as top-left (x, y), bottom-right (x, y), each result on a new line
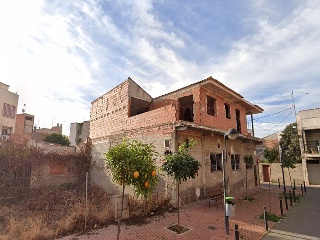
top-left (222, 128), bottom-right (239, 235)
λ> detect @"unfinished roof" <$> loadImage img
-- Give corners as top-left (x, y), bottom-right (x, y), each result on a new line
top-left (154, 76), bottom-right (263, 114)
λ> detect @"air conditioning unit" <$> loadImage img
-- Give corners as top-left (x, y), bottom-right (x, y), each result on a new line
top-left (1, 135), bottom-right (9, 141)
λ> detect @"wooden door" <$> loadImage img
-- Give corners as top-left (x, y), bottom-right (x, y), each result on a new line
top-left (262, 165), bottom-right (270, 182)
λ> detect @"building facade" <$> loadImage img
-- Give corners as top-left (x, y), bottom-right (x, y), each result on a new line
top-left (297, 108), bottom-right (320, 185)
top-left (69, 121), bottom-right (90, 146)
top-left (9, 113), bottom-right (35, 142)
top-left (90, 77), bottom-right (263, 203)
top-left (0, 82), bottom-right (19, 141)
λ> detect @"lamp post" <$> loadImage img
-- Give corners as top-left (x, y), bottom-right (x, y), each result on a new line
top-left (222, 128), bottom-right (239, 235)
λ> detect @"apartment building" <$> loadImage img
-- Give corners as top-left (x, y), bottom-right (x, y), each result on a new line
top-left (0, 82), bottom-right (19, 141)
top-left (69, 121), bottom-right (90, 146)
top-left (297, 108), bottom-right (320, 185)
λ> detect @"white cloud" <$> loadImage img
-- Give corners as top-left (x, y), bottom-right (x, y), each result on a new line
top-left (1, 0), bottom-right (319, 138)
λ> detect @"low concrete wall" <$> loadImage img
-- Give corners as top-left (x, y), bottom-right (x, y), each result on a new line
top-left (259, 163), bottom-right (304, 186)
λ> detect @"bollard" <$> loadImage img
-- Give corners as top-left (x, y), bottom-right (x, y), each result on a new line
top-left (284, 193), bottom-right (288, 210)
top-left (289, 190), bottom-right (292, 206)
top-left (263, 206), bottom-right (268, 231)
top-left (301, 184), bottom-right (304, 196)
top-left (235, 224), bottom-right (239, 240)
top-left (303, 181), bottom-right (307, 193)
top-left (294, 179), bottom-right (296, 190)
top-left (279, 197), bottom-right (283, 216)
top-left (293, 190), bottom-right (296, 202)
top-left (278, 178), bottom-right (280, 188)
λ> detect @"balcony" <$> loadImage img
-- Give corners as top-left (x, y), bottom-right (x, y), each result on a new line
top-left (304, 145), bottom-right (320, 158)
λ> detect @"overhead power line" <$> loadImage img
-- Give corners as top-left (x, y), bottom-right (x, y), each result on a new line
top-left (253, 107), bottom-right (293, 120)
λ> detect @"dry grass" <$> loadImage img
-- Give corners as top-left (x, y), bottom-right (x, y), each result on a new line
top-left (0, 184), bottom-right (114, 240)
top-left (0, 184), bottom-right (173, 240)
top-left (128, 193), bottom-right (173, 219)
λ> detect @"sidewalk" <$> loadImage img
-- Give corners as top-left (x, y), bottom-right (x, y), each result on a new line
top-left (263, 186), bottom-right (320, 240)
top-left (57, 185), bottom-right (294, 240)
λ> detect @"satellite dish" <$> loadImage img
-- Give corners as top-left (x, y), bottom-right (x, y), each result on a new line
top-left (22, 103), bottom-right (26, 113)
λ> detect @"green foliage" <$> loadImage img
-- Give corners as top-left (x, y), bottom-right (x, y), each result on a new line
top-left (130, 140), bottom-right (159, 198)
top-left (243, 196), bottom-right (256, 202)
top-left (263, 148), bottom-right (279, 163)
top-left (244, 155), bottom-right (254, 165)
top-left (162, 140), bottom-right (201, 184)
top-left (43, 133), bottom-right (70, 146)
top-left (279, 123), bottom-right (302, 168)
top-left (105, 139), bottom-right (159, 198)
top-left (259, 212), bottom-right (283, 222)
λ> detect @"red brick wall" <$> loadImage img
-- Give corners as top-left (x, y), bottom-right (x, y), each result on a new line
top-left (49, 160), bottom-right (65, 175)
top-left (150, 86), bottom-right (248, 134)
top-left (126, 105), bottom-right (176, 131)
top-left (90, 81), bottom-right (130, 140)
top-left (199, 87), bottom-right (248, 134)
top-left (264, 139), bottom-right (279, 149)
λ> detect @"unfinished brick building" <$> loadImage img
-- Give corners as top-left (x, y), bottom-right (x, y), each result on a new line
top-left (90, 76), bottom-right (263, 203)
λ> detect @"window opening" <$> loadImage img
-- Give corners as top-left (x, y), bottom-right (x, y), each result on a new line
top-left (25, 116), bottom-right (33, 121)
top-left (231, 154), bottom-right (240, 170)
top-left (236, 109), bottom-right (241, 133)
top-left (210, 153), bottom-right (222, 171)
top-left (207, 96), bottom-right (217, 116)
top-left (224, 103), bottom-right (231, 119)
top-left (178, 95), bottom-right (194, 122)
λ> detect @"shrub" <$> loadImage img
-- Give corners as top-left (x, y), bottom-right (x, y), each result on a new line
top-left (43, 133), bottom-right (70, 146)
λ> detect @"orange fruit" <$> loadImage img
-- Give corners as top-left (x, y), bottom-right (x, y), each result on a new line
top-left (133, 171), bottom-right (139, 178)
top-left (118, 181), bottom-right (122, 186)
top-left (144, 181), bottom-right (149, 188)
top-left (151, 170), bottom-right (156, 177)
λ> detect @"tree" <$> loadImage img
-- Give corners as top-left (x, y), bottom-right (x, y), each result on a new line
top-left (263, 148), bottom-right (279, 212)
top-left (279, 123), bottom-right (301, 165)
top-left (162, 140), bottom-right (201, 231)
top-left (43, 133), bottom-right (70, 146)
top-left (279, 123), bottom-right (302, 190)
top-left (105, 139), bottom-right (158, 240)
top-left (130, 140), bottom-right (159, 216)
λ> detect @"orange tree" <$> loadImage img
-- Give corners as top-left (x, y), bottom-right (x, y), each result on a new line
top-left (130, 140), bottom-right (159, 215)
top-left (162, 140), bottom-right (201, 229)
top-left (105, 138), bottom-right (158, 240)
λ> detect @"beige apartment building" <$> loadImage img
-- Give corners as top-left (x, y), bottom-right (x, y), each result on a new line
top-left (69, 121), bottom-right (90, 146)
top-left (297, 108), bottom-right (320, 185)
top-left (0, 82), bottom-right (19, 141)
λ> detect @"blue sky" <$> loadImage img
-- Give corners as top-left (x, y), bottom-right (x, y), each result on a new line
top-left (1, 0), bottom-right (319, 137)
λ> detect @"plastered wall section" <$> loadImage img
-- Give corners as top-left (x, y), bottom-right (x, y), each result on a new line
top-left (176, 131), bottom-right (258, 204)
top-left (259, 163), bottom-right (304, 185)
top-left (0, 85), bottom-right (19, 134)
top-left (90, 122), bottom-right (175, 198)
